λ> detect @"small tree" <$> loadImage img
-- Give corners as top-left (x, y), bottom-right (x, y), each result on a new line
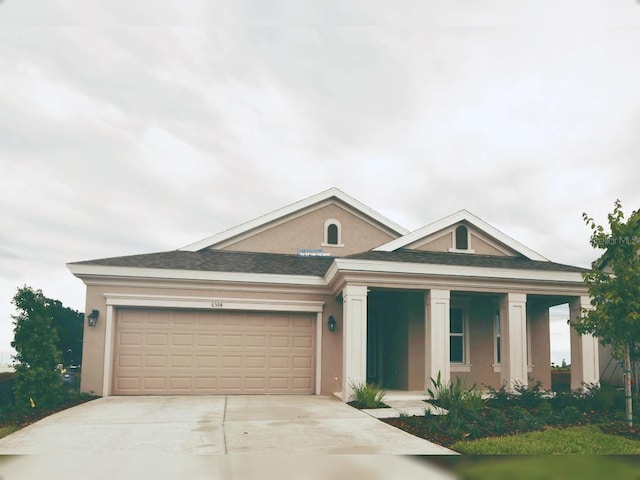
top-left (572, 201), bottom-right (640, 426)
top-left (11, 286), bottom-right (65, 411)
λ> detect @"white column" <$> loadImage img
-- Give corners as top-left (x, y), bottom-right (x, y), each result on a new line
top-left (500, 293), bottom-right (528, 391)
top-left (569, 296), bottom-right (600, 390)
top-left (341, 285), bottom-right (368, 402)
top-left (425, 289), bottom-right (450, 390)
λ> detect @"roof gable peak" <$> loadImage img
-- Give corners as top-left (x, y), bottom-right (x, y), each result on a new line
top-left (374, 209), bottom-right (549, 261)
top-left (180, 187), bottom-right (409, 252)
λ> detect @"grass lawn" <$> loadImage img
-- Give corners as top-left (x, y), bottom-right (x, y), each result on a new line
top-left (0, 425), bottom-right (20, 439)
top-left (447, 456), bottom-right (640, 480)
top-left (452, 425), bottom-right (640, 455)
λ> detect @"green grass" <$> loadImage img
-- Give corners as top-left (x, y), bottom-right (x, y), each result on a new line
top-left (0, 425), bottom-right (20, 439)
top-left (451, 456), bottom-right (640, 480)
top-left (453, 425), bottom-right (640, 455)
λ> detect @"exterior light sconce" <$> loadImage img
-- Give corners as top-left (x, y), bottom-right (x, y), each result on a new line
top-left (327, 315), bottom-right (337, 332)
top-left (87, 309), bottom-right (100, 327)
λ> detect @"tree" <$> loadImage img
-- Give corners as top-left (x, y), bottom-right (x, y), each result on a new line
top-left (572, 200), bottom-right (640, 426)
top-left (48, 297), bottom-right (84, 366)
top-left (11, 286), bottom-right (65, 411)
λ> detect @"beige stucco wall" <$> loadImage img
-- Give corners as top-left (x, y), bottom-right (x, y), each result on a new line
top-left (79, 282), bottom-right (343, 396)
top-left (411, 226), bottom-right (517, 256)
top-left (528, 302), bottom-right (552, 389)
top-left (214, 203), bottom-right (397, 256)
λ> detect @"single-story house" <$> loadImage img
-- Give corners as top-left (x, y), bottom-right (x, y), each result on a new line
top-left (68, 188), bottom-right (600, 401)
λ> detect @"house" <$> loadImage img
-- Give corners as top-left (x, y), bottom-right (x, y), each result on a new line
top-left (67, 188), bottom-right (599, 401)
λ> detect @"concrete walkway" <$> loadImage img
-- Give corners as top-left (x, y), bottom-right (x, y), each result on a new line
top-left (0, 395), bottom-right (456, 455)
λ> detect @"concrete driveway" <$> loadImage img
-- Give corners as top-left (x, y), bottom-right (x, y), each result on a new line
top-left (0, 395), bottom-right (455, 455)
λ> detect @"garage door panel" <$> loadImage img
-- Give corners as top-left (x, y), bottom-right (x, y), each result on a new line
top-left (113, 310), bottom-right (315, 395)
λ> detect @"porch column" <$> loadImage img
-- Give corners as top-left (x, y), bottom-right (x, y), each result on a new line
top-left (500, 293), bottom-right (528, 390)
top-left (569, 296), bottom-right (599, 389)
top-left (425, 289), bottom-right (450, 390)
top-left (341, 284), bottom-right (368, 402)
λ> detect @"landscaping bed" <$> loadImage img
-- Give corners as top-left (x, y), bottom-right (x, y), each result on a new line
top-left (0, 391), bottom-right (98, 436)
top-left (382, 380), bottom-right (640, 449)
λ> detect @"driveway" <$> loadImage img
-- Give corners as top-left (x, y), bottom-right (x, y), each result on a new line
top-left (0, 395), bottom-right (455, 455)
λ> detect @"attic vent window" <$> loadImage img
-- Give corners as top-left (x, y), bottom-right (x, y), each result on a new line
top-left (322, 219), bottom-right (344, 247)
top-left (327, 224), bottom-right (339, 245)
top-left (449, 224), bottom-right (475, 253)
top-left (455, 225), bottom-right (469, 250)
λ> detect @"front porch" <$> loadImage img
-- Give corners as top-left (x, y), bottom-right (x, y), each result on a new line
top-left (339, 286), bottom-right (599, 402)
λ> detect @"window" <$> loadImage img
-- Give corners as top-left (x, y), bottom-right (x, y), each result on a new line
top-left (327, 223), bottom-right (339, 245)
top-left (322, 219), bottom-right (343, 247)
top-left (450, 307), bottom-right (465, 363)
top-left (455, 225), bottom-right (468, 250)
top-left (494, 309), bottom-right (501, 365)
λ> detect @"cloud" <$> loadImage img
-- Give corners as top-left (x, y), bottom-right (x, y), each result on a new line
top-left (1, 2), bottom-right (639, 363)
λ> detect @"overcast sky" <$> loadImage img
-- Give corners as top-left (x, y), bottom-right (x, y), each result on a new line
top-left (1, 1), bottom-right (639, 366)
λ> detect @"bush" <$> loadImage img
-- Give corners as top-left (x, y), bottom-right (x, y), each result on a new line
top-left (509, 406), bottom-right (538, 431)
top-left (428, 372), bottom-right (486, 417)
top-left (514, 379), bottom-right (547, 409)
top-left (535, 401), bottom-right (555, 424)
top-left (561, 406), bottom-right (583, 424)
top-left (349, 380), bottom-right (387, 409)
top-left (486, 383), bottom-right (512, 409)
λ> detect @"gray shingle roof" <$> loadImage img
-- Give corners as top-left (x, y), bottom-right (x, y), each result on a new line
top-left (70, 248), bottom-right (588, 278)
top-left (344, 249), bottom-right (588, 273)
top-left (69, 250), bottom-right (335, 276)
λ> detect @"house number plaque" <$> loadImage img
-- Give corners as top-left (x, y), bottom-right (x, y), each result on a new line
top-left (211, 301), bottom-right (224, 308)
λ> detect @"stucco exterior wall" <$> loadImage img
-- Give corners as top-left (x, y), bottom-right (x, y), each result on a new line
top-left (464, 296), bottom-right (500, 388)
top-left (414, 233), bottom-right (452, 252)
top-left (410, 226), bottom-right (517, 256)
top-left (528, 303), bottom-right (552, 389)
top-left (80, 282), bottom-right (342, 396)
top-left (214, 203), bottom-right (396, 256)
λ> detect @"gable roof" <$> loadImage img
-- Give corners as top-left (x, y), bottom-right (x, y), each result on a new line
top-left (179, 187), bottom-right (410, 252)
top-left (68, 250), bottom-right (335, 277)
top-left (345, 249), bottom-right (584, 273)
top-left (374, 209), bottom-right (549, 261)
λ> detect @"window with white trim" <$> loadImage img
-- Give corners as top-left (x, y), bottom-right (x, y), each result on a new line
top-left (322, 219), bottom-right (343, 247)
top-left (450, 307), bottom-right (465, 363)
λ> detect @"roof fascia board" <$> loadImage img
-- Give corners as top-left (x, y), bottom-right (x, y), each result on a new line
top-left (331, 258), bottom-right (583, 283)
top-left (179, 188), bottom-right (409, 252)
top-left (374, 210), bottom-right (549, 261)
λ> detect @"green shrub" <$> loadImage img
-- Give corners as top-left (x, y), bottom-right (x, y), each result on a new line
top-left (464, 388), bottom-right (487, 417)
top-left (349, 380), bottom-right (387, 409)
top-left (485, 408), bottom-right (509, 435)
top-left (509, 406), bottom-right (538, 431)
top-left (514, 379), bottom-right (546, 408)
top-left (428, 372), bottom-right (485, 418)
top-left (561, 406), bottom-right (583, 424)
top-left (534, 401), bottom-right (555, 424)
top-left (485, 383), bottom-right (512, 409)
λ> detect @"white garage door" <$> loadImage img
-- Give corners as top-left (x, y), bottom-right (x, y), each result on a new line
top-left (112, 309), bottom-right (316, 395)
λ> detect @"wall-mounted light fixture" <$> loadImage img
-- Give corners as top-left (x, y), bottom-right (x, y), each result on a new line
top-left (327, 315), bottom-right (337, 332)
top-left (87, 309), bottom-right (100, 327)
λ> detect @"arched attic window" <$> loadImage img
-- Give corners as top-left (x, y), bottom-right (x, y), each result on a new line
top-left (322, 219), bottom-right (343, 247)
top-left (455, 225), bottom-right (469, 250)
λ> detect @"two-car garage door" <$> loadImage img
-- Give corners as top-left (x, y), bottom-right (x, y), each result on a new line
top-left (112, 308), bottom-right (316, 395)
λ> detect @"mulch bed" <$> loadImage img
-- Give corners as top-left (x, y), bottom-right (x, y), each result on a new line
top-left (381, 404), bottom-right (640, 448)
top-left (0, 394), bottom-right (98, 430)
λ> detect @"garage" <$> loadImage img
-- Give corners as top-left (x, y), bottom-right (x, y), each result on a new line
top-left (112, 308), bottom-right (316, 395)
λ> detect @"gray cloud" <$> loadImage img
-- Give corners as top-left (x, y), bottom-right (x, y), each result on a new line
top-left (1, 1), bottom-right (639, 362)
